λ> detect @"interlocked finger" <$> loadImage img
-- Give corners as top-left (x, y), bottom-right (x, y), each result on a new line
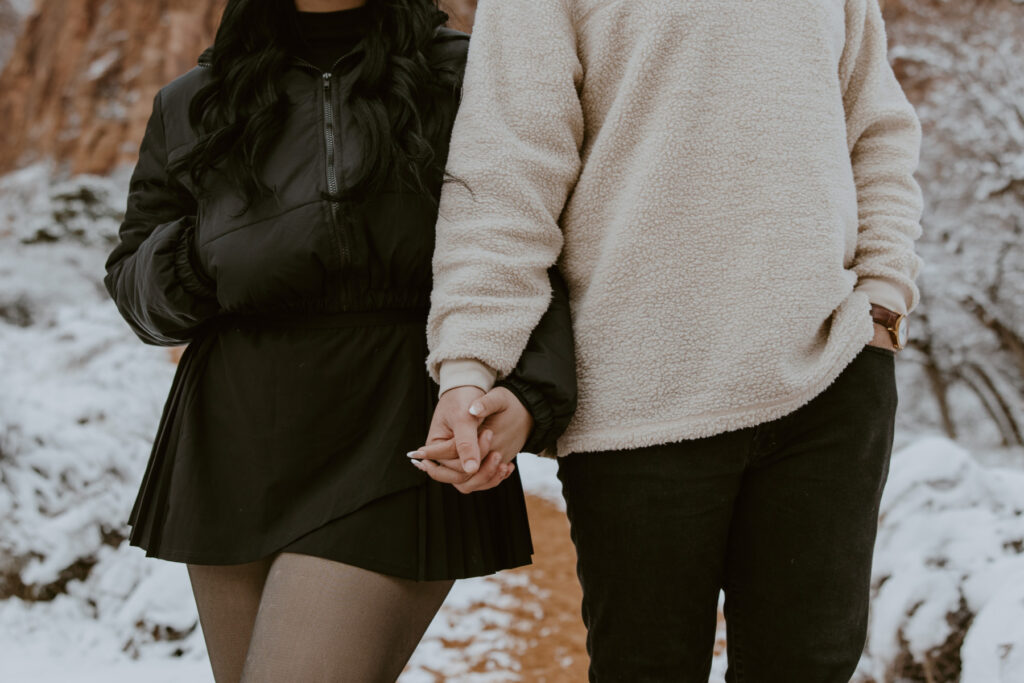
top-left (410, 457), bottom-right (472, 485)
top-left (455, 453), bottom-right (514, 494)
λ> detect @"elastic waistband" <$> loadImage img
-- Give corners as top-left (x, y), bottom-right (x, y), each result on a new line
top-left (221, 308), bottom-right (429, 330)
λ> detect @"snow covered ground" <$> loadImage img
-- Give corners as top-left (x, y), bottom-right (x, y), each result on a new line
top-left (860, 438), bottom-right (1024, 682)
top-left (1, 168), bottom-right (1023, 681)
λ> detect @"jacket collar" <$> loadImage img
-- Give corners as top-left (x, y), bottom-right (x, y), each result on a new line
top-left (196, 45), bottom-right (366, 71)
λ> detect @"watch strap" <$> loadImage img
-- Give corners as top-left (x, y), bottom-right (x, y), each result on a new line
top-left (869, 304), bottom-right (902, 329)
top-left (870, 304), bottom-right (906, 350)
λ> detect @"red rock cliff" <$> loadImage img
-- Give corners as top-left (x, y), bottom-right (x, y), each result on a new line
top-left (0, 0), bottom-right (225, 174)
top-left (0, 0), bottom-right (477, 175)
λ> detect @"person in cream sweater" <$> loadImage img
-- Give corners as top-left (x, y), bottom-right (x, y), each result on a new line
top-left (412, 0), bottom-right (923, 679)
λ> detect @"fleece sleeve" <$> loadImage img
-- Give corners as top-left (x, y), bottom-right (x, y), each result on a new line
top-left (841, 0), bottom-right (925, 316)
top-left (425, 0), bottom-right (585, 382)
top-left (104, 91), bottom-right (220, 346)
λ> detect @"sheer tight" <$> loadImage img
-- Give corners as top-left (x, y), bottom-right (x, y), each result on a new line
top-left (188, 557), bottom-right (274, 683)
top-left (188, 553), bottom-right (454, 683)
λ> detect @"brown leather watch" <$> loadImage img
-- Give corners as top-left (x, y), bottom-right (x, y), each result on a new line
top-left (870, 304), bottom-right (908, 350)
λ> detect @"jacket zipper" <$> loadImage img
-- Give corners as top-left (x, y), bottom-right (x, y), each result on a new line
top-left (320, 70), bottom-right (349, 266)
top-left (204, 56), bottom-right (355, 268)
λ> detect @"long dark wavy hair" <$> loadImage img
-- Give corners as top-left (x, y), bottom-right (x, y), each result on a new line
top-left (169, 0), bottom-right (455, 204)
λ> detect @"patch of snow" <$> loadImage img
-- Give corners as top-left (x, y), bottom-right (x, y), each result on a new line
top-left (859, 437), bottom-right (1024, 682)
top-left (516, 452), bottom-right (564, 511)
top-left (86, 50), bottom-right (119, 81)
top-left (961, 569), bottom-right (1024, 682)
top-left (406, 572), bottom-right (535, 681)
top-left (7, 0), bottom-right (35, 15)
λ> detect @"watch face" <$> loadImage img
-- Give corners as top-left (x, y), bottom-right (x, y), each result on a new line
top-left (897, 318), bottom-right (909, 348)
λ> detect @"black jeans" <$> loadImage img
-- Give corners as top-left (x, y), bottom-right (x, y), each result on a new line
top-left (557, 346), bottom-right (897, 682)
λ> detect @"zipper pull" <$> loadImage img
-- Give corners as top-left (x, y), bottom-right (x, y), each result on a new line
top-left (323, 72), bottom-right (332, 87)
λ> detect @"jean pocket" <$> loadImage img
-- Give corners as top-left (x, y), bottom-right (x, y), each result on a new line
top-left (861, 344), bottom-right (897, 359)
top-left (857, 345), bottom-right (899, 413)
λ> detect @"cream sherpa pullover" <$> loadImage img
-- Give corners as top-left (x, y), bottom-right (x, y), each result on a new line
top-left (428, 0), bottom-right (923, 456)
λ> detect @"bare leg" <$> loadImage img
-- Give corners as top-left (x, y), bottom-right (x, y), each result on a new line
top-left (188, 557), bottom-right (275, 683)
top-left (241, 552), bottom-right (453, 683)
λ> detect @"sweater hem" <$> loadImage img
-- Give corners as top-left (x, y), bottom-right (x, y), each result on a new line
top-left (554, 311), bottom-right (876, 457)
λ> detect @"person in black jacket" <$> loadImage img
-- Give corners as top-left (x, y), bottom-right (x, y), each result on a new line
top-left (103, 1), bottom-right (576, 681)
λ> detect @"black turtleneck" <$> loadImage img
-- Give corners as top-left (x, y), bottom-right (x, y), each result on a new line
top-left (295, 5), bottom-right (370, 73)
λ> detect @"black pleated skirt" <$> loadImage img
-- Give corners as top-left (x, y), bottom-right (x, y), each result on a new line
top-left (127, 309), bottom-right (533, 580)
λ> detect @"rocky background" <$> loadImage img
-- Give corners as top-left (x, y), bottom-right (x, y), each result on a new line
top-left (0, 0), bottom-right (474, 175)
top-left (1, 1), bottom-right (1023, 682)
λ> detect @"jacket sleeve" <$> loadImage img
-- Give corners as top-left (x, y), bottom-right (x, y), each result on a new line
top-left (495, 267), bottom-right (577, 455)
top-left (426, 0), bottom-right (584, 383)
top-left (841, 0), bottom-right (924, 316)
top-left (104, 91), bottom-right (220, 346)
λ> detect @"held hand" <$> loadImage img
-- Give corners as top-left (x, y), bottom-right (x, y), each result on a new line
top-left (411, 386), bottom-right (534, 468)
top-left (469, 386), bottom-right (534, 465)
top-left (410, 429), bottom-right (516, 494)
top-left (407, 386), bottom-right (533, 494)
top-left (422, 385), bottom-right (487, 474)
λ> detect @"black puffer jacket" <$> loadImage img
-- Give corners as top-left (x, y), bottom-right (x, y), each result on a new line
top-left (104, 28), bottom-right (576, 454)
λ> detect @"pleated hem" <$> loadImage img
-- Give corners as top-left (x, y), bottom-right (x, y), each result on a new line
top-left (130, 473), bottom-right (534, 581)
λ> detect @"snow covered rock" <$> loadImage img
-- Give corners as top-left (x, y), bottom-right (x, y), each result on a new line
top-left (862, 437), bottom-right (1024, 682)
top-left (0, 165), bottom-right (185, 660)
top-left (0, 164), bottom-right (125, 246)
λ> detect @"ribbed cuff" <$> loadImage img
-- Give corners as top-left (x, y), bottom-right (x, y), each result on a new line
top-left (438, 358), bottom-right (498, 396)
top-left (173, 220), bottom-right (217, 300)
top-left (495, 374), bottom-right (555, 455)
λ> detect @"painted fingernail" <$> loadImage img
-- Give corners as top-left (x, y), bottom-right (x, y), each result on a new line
top-left (469, 403), bottom-right (482, 416)
top-left (409, 459), bottom-right (425, 470)
top-left (464, 459), bottom-right (479, 474)
top-left (407, 451), bottom-right (424, 458)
